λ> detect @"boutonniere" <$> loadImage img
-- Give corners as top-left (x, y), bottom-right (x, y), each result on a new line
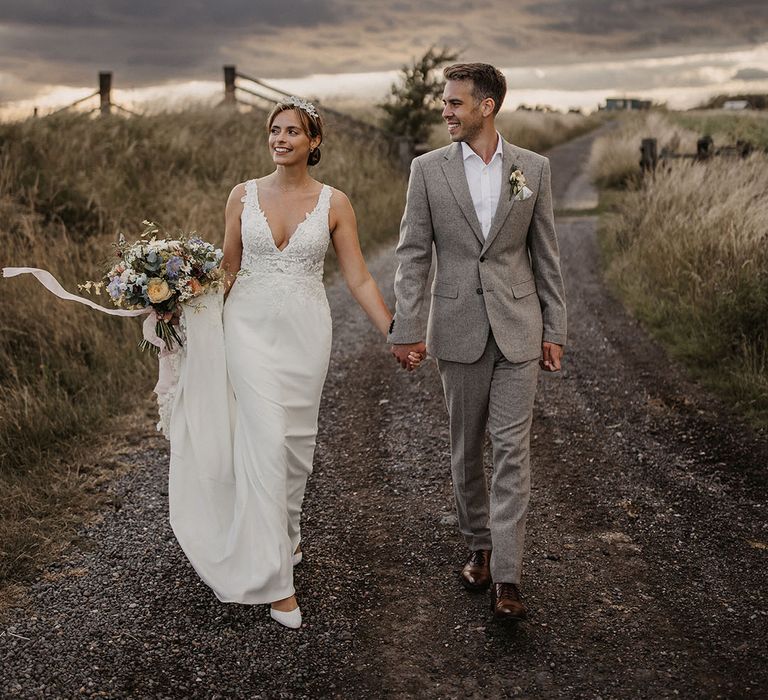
top-left (509, 166), bottom-right (533, 201)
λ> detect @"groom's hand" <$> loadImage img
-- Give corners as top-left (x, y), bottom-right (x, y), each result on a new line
top-left (540, 342), bottom-right (564, 372)
top-left (391, 342), bottom-right (427, 371)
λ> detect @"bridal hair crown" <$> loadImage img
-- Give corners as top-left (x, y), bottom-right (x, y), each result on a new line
top-left (280, 95), bottom-right (319, 119)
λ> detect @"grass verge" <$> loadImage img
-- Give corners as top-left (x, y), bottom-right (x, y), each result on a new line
top-left (591, 112), bottom-right (768, 429)
top-left (668, 110), bottom-right (768, 148)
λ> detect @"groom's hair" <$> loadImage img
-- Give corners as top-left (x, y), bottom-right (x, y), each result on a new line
top-left (443, 63), bottom-right (507, 115)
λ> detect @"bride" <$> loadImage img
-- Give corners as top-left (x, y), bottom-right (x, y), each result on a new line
top-left (168, 96), bottom-right (422, 630)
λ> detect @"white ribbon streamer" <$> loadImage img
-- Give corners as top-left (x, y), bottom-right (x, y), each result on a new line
top-left (3, 267), bottom-right (149, 317)
top-left (3, 266), bottom-right (179, 435)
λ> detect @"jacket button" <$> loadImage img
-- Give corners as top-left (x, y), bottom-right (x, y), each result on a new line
top-left (479, 255), bottom-right (485, 262)
top-left (476, 287), bottom-right (483, 295)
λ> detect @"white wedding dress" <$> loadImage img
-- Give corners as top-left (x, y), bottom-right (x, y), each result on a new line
top-left (168, 180), bottom-right (333, 604)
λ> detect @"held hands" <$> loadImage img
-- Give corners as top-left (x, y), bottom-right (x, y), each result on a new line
top-left (391, 341), bottom-right (563, 371)
top-left (391, 341), bottom-right (427, 371)
top-left (540, 341), bottom-right (564, 372)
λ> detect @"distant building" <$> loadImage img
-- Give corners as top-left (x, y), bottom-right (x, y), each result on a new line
top-left (723, 100), bottom-right (750, 110)
top-left (603, 97), bottom-right (652, 111)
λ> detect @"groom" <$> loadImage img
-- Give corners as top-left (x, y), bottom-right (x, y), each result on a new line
top-left (388, 63), bottom-right (566, 622)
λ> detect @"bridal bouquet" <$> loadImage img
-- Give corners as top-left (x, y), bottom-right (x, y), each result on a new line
top-left (81, 221), bottom-right (224, 352)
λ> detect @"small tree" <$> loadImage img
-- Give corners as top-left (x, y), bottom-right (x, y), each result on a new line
top-left (380, 46), bottom-right (460, 143)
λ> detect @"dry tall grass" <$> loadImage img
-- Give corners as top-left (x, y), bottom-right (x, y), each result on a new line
top-left (429, 110), bottom-right (603, 152)
top-left (598, 137), bottom-right (768, 425)
top-left (588, 112), bottom-right (700, 188)
top-left (670, 110), bottom-right (768, 149)
top-left (0, 107), bottom-right (406, 595)
top-left (496, 110), bottom-right (605, 153)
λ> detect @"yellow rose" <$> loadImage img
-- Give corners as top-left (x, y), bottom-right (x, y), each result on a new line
top-left (147, 278), bottom-right (173, 303)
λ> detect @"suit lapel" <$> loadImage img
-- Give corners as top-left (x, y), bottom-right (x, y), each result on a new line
top-left (482, 140), bottom-right (523, 254)
top-left (440, 143), bottom-right (484, 246)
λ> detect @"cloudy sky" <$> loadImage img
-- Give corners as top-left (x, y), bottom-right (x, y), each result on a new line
top-left (1, 0), bottom-right (767, 117)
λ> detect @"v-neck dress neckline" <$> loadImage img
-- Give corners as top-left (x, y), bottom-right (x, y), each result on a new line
top-left (252, 182), bottom-right (328, 254)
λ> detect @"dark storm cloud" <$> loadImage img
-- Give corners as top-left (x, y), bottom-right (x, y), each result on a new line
top-left (0, 0), bottom-right (341, 94)
top-left (734, 67), bottom-right (768, 80)
top-left (0, 0), bottom-right (338, 29)
top-left (524, 0), bottom-right (768, 46)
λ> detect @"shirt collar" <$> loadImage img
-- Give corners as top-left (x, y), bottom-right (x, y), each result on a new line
top-left (461, 132), bottom-right (503, 163)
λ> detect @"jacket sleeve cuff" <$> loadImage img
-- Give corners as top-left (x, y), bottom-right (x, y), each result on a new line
top-left (386, 316), bottom-right (426, 345)
top-left (543, 331), bottom-right (567, 347)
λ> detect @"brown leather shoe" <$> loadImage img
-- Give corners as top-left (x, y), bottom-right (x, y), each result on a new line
top-left (460, 549), bottom-right (492, 592)
top-left (491, 582), bottom-right (527, 622)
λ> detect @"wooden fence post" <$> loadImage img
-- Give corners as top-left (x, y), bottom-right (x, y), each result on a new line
top-left (640, 138), bottom-right (658, 172)
top-left (737, 140), bottom-right (752, 158)
top-left (99, 72), bottom-right (112, 116)
top-left (696, 135), bottom-right (713, 161)
top-left (224, 65), bottom-right (237, 106)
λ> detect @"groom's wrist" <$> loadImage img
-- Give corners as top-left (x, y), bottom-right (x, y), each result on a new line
top-left (543, 331), bottom-right (566, 346)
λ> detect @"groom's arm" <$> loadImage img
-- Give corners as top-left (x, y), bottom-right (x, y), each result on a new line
top-left (527, 157), bottom-right (567, 349)
top-left (387, 157), bottom-right (434, 346)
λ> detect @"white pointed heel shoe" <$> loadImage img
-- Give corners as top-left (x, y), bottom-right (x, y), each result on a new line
top-left (270, 605), bottom-right (302, 629)
top-left (291, 550), bottom-right (303, 566)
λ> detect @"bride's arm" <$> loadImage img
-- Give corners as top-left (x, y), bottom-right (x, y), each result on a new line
top-left (220, 183), bottom-right (245, 299)
top-left (330, 189), bottom-right (393, 337)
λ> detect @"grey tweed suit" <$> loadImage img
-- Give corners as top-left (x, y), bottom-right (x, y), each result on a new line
top-left (387, 137), bottom-right (566, 584)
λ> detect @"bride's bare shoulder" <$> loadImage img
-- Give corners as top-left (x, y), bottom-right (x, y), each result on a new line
top-left (226, 181), bottom-right (249, 209)
top-left (328, 186), bottom-right (353, 211)
top-left (327, 186), bottom-right (356, 232)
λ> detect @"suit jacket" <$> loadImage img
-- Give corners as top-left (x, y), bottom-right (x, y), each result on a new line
top-left (387, 137), bottom-right (567, 363)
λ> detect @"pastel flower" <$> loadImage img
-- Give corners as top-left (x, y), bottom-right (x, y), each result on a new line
top-left (147, 278), bottom-right (173, 303)
top-left (165, 256), bottom-right (184, 277)
top-left (509, 166), bottom-right (528, 200)
top-left (107, 276), bottom-right (123, 300)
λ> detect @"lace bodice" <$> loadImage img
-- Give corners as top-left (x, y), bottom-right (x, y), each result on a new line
top-left (237, 180), bottom-right (332, 292)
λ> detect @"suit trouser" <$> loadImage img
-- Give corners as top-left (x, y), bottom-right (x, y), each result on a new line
top-left (436, 331), bottom-right (539, 584)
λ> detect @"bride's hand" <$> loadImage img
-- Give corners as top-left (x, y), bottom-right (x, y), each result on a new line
top-left (407, 351), bottom-right (424, 370)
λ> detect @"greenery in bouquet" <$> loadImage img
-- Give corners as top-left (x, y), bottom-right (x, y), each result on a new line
top-left (80, 221), bottom-right (224, 352)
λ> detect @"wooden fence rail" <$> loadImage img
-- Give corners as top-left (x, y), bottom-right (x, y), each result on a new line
top-left (640, 135), bottom-right (756, 172)
top-left (31, 68), bottom-right (417, 169)
top-left (220, 65), bottom-right (416, 167)
top-left (44, 71), bottom-right (140, 117)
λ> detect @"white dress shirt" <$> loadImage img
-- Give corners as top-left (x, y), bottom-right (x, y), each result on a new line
top-left (461, 133), bottom-right (503, 239)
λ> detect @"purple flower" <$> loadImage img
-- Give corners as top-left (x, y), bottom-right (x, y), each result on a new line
top-left (165, 256), bottom-right (183, 278)
top-left (107, 276), bottom-right (122, 300)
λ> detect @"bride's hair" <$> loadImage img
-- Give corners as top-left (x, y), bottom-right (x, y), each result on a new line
top-left (266, 100), bottom-right (324, 166)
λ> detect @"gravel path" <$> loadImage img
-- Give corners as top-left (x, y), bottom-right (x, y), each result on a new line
top-left (2, 127), bottom-right (766, 699)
